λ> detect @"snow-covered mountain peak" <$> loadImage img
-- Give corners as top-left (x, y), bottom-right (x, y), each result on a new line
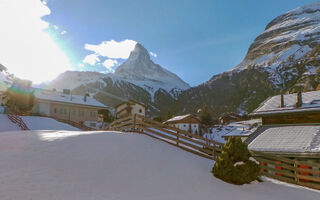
top-left (114, 43), bottom-right (190, 94)
top-left (126, 43), bottom-right (151, 62)
top-left (234, 1), bottom-right (320, 76)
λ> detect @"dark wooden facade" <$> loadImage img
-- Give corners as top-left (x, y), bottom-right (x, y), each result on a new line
top-left (261, 112), bottom-right (320, 125)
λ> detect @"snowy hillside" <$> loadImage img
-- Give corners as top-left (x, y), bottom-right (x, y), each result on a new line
top-left (49, 71), bottom-right (106, 92)
top-left (0, 130), bottom-right (319, 200)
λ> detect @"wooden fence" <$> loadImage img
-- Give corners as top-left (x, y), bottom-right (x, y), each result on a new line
top-left (53, 117), bottom-right (95, 131)
top-left (7, 113), bottom-right (29, 130)
top-left (107, 115), bottom-right (320, 190)
top-left (252, 152), bottom-right (320, 190)
top-left (106, 114), bottom-right (224, 160)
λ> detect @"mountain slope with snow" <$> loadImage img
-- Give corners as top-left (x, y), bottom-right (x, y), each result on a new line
top-left (174, 1), bottom-right (320, 118)
top-left (50, 44), bottom-right (189, 98)
top-left (114, 43), bottom-right (190, 96)
top-left (48, 43), bottom-right (190, 116)
top-left (234, 1), bottom-right (320, 84)
top-left (0, 130), bottom-right (319, 200)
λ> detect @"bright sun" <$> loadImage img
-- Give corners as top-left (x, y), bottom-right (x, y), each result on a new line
top-left (0, 0), bottom-right (72, 84)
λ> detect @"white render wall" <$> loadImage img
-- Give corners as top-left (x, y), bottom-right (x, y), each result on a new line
top-left (38, 102), bottom-right (51, 116)
top-left (171, 123), bottom-right (199, 134)
top-left (131, 104), bottom-right (145, 116)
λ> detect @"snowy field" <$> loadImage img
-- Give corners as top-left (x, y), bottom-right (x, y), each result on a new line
top-left (21, 116), bottom-right (80, 131)
top-left (0, 114), bottom-right (20, 131)
top-left (0, 114), bottom-right (79, 131)
top-left (0, 130), bottom-right (319, 200)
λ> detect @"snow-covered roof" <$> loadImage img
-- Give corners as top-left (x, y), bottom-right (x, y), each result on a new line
top-left (203, 119), bottom-right (261, 144)
top-left (165, 114), bottom-right (200, 123)
top-left (115, 99), bottom-right (146, 109)
top-left (251, 90), bottom-right (320, 115)
top-left (34, 89), bottom-right (107, 109)
top-left (222, 119), bottom-right (261, 137)
top-left (247, 125), bottom-right (320, 153)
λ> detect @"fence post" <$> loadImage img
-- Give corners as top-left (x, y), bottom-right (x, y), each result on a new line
top-left (132, 114), bottom-right (136, 132)
top-left (294, 160), bottom-right (299, 184)
top-left (212, 141), bottom-right (216, 160)
top-left (176, 131), bottom-right (179, 146)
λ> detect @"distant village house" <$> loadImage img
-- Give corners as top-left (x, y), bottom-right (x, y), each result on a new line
top-left (32, 89), bottom-right (108, 128)
top-left (164, 114), bottom-right (201, 135)
top-left (219, 112), bottom-right (241, 124)
top-left (115, 100), bottom-right (146, 119)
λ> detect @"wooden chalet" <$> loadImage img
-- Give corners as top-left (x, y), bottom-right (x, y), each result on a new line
top-left (248, 90), bottom-right (320, 158)
top-left (115, 100), bottom-right (146, 119)
top-left (247, 90), bottom-right (320, 190)
top-left (219, 112), bottom-right (241, 124)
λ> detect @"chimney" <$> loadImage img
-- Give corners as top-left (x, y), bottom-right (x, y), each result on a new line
top-left (296, 91), bottom-right (303, 107)
top-left (84, 93), bottom-right (89, 102)
top-left (70, 93), bottom-right (73, 101)
top-left (280, 90), bottom-right (284, 108)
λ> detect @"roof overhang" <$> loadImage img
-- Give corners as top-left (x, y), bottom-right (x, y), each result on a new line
top-left (250, 107), bottom-right (320, 117)
top-left (36, 98), bottom-right (108, 110)
top-left (250, 150), bottom-right (320, 158)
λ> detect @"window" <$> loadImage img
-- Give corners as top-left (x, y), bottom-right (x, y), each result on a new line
top-left (54, 108), bottom-right (57, 113)
top-left (63, 108), bottom-right (67, 114)
top-left (139, 109), bottom-right (142, 113)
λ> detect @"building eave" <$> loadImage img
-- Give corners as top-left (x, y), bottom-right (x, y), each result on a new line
top-left (36, 98), bottom-right (108, 110)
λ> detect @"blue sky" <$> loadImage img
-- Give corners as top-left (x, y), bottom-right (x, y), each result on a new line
top-left (5, 0), bottom-right (317, 85)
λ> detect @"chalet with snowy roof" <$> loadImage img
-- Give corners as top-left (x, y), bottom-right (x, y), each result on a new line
top-left (115, 100), bottom-right (146, 119)
top-left (219, 112), bottom-right (241, 124)
top-left (251, 90), bottom-right (320, 124)
top-left (247, 90), bottom-right (320, 159)
top-left (32, 89), bottom-right (108, 127)
top-left (222, 119), bottom-right (261, 141)
top-left (165, 114), bottom-right (201, 135)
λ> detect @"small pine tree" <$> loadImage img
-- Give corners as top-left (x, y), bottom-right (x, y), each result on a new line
top-left (212, 137), bottom-right (260, 185)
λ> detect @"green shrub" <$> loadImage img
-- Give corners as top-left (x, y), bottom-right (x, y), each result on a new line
top-left (212, 137), bottom-right (260, 185)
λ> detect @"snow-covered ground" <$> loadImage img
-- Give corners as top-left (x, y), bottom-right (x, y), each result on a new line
top-left (0, 130), bottom-right (318, 200)
top-left (21, 116), bottom-right (80, 131)
top-left (0, 114), bottom-right (79, 132)
top-left (0, 114), bottom-right (20, 131)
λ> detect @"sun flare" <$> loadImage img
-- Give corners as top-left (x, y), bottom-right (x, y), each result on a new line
top-left (0, 0), bottom-right (72, 84)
